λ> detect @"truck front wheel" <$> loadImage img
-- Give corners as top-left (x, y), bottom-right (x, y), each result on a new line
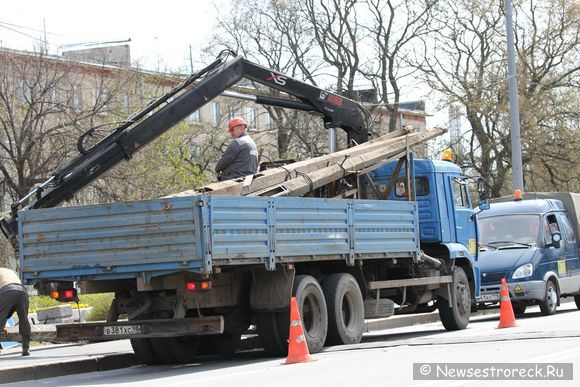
top-left (575, 295), bottom-right (580, 310)
top-left (438, 266), bottom-right (471, 330)
top-left (322, 273), bottom-right (364, 346)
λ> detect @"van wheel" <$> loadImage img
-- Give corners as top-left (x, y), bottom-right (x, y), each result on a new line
top-left (322, 273), bottom-right (364, 346)
top-left (438, 266), bottom-right (471, 330)
top-left (512, 303), bottom-right (526, 317)
top-left (575, 295), bottom-right (580, 310)
top-left (539, 279), bottom-right (558, 316)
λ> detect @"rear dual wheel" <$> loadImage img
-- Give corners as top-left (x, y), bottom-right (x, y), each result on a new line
top-left (322, 273), bottom-right (365, 346)
top-left (258, 273), bottom-right (366, 356)
top-left (258, 275), bottom-right (328, 356)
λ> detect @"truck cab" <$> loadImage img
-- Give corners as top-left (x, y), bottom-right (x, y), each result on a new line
top-left (477, 192), bottom-right (580, 316)
top-left (369, 157), bottom-right (481, 299)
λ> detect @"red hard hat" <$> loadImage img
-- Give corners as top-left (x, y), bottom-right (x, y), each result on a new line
top-left (228, 117), bottom-right (247, 131)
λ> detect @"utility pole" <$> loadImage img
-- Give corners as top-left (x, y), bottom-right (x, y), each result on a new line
top-left (504, 0), bottom-right (524, 192)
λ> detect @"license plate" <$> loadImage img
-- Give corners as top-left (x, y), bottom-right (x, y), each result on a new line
top-left (103, 325), bottom-right (142, 336)
top-left (479, 292), bottom-right (500, 301)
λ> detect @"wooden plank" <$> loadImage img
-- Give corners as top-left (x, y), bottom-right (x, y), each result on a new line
top-left (170, 127), bottom-right (445, 198)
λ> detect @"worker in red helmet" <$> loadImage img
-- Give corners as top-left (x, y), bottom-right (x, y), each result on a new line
top-left (215, 117), bottom-right (259, 181)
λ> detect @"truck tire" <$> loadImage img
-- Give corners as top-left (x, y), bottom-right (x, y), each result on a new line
top-left (257, 311), bottom-right (289, 356)
top-left (151, 336), bottom-right (201, 364)
top-left (438, 266), bottom-right (471, 330)
top-left (575, 295), bottom-right (580, 310)
top-left (257, 275), bottom-right (328, 356)
top-left (292, 275), bottom-right (328, 353)
top-left (364, 298), bottom-right (395, 319)
top-left (130, 338), bottom-right (160, 365)
top-left (539, 279), bottom-right (558, 316)
top-left (322, 273), bottom-right (364, 346)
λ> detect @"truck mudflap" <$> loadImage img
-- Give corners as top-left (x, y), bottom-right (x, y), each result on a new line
top-left (56, 316), bottom-right (224, 341)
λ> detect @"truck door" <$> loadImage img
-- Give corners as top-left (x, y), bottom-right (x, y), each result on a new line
top-left (450, 178), bottom-right (477, 258)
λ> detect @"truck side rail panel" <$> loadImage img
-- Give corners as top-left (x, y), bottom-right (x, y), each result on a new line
top-left (19, 197), bottom-right (200, 282)
top-left (20, 195), bottom-right (419, 282)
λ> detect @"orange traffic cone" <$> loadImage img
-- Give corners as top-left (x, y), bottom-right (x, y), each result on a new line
top-left (283, 297), bottom-right (317, 365)
top-left (497, 278), bottom-right (517, 328)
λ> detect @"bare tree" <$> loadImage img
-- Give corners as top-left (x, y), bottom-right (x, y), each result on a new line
top-left (414, 0), bottom-right (579, 197)
top-left (363, 0), bottom-right (436, 132)
top-left (0, 48), bottom-right (136, 206)
top-left (210, 0), bottom-right (327, 159)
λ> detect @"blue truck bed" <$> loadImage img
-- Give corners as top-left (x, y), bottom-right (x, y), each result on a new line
top-left (18, 195), bottom-right (419, 283)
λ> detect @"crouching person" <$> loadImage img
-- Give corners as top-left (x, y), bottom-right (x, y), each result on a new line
top-left (0, 267), bottom-right (31, 356)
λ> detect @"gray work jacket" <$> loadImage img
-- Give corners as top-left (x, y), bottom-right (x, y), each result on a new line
top-left (215, 134), bottom-right (259, 181)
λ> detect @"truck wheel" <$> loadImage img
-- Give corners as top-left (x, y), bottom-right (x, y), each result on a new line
top-left (322, 273), bottom-right (364, 346)
top-left (130, 338), bottom-right (160, 365)
top-left (539, 279), bottom-right (558, 316)
top-left (257, 275), bottom-right (328, 356)
top-left (151, 336), bottom-right (201, 364)
top-left (575, 295), bottom-right (580, 310)
top-left (438, 266), bottom-right (471, 330)
top-left (512, 303), bottom-right (526, 317)
top-left (292, 275), bottom-right (328, 353)
top-left (257, 311), bottom-right (289, 356)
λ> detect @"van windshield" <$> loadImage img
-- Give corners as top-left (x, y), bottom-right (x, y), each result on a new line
top-left (479, 215), bottom-right (541, 246)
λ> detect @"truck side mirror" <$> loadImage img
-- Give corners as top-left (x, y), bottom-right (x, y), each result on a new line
top-left (550, 232), bottom-right (562, 249)
top-left (476, 177), bottom-right (489, 211)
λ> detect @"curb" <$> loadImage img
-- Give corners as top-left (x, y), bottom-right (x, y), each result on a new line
top-left (0, 352), bottom-right (140, 384)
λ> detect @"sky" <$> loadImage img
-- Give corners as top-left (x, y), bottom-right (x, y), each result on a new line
top-left (0, 0), bottom-right (229, 71)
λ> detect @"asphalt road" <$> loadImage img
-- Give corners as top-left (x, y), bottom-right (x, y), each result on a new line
top-left (5, 302), bottom-right (579, 386)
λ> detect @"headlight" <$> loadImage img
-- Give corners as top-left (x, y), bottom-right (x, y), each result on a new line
top-left (512, 263), bottom-right (533, 279)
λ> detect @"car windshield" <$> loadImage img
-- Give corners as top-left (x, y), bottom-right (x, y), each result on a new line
top-left (479, 214), bottom-right (541, 246)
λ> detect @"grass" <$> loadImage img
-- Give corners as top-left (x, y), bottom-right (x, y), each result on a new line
top-left (29, 293), bottom-right (114, 321)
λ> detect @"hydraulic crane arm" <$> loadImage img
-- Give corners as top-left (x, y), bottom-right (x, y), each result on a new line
top-left (0, 51), bottom-right (370, 247)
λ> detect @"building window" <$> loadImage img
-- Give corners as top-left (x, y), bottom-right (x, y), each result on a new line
top-left (211, 102), bottom-right (220, 125)
top-left (50, 87), bottom-right (60, 105)
top-left (123, 92), bottom-right (131, 109)
top-left (187, 110), bottom-right (201, 123)
top-left (72, 84), bottom-right (83, 111)
top-left (265, 112), bottom-right (272, 131)
top-left (18, 80), bottom-right (31, 105)
top-left (245, 106), bottom-right (256, 129)
top-left (228, 105), bottom-right (236, 119)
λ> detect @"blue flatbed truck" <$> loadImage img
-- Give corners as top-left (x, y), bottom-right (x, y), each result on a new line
top-left (1, 53), bottom-right (486, 364)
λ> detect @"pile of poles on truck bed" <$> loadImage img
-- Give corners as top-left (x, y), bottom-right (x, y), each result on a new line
top-left (169, 127), bottom-right (445, 199)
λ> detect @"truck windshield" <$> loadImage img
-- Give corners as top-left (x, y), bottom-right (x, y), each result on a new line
top-left (479, 215), bottom-right (541, 246)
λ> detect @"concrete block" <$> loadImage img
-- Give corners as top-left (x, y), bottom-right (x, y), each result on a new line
top-left (71, 307), bottom-right (92, 323)
top-left (36, 305), bottom-right (72, 324)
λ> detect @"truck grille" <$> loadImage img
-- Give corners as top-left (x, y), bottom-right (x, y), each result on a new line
top-left (481, 271), bottom-right (510, 285)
